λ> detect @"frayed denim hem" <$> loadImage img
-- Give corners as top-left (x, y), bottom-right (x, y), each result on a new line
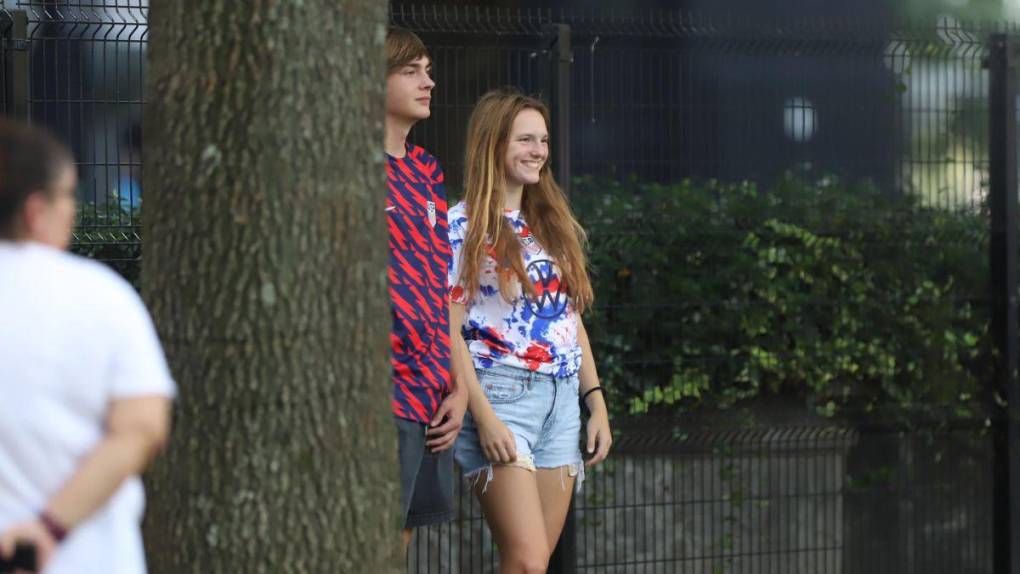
top-left (562, 461), bottom-right (585, 494)
top-left (462, 457), bottom-right (585, 494)
top-left (462, 455), bottom-right (537, 494)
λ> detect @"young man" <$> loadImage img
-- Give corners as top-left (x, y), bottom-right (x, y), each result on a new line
top-left (385, 27), bottom-right (467, 549)
top-left (0, 119), bottom-right (175, 573)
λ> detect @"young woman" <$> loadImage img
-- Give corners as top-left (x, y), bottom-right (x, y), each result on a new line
top-left (449, 89), bottom-right (612, 573)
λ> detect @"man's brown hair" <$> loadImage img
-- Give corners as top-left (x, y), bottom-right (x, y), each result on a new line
top-left (386, 26), bottom-right (430, 75)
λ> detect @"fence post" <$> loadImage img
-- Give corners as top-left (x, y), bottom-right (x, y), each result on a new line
top-left (988, 32), bottom-right (1020, 574)
top-left (2, 10), bottom-right (28, 119)
top-left (545, 23), bottom-right (572, 197)
top-left (543, 21), bottom-right (577, 574)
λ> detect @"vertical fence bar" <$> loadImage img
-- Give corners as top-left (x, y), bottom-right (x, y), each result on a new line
top-left (988, 31), bottom-right (1020, 574)
top-left (546, 23), bottom-right (571, 197)
top-left (3, 10), bottom-right (27, 119)
top-left (0, 11), bottom-right (7, 114)
top-left (543, 20), bottom-right (576, 574)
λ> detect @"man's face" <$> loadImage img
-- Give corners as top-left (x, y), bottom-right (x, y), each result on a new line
top-left (26, 163), bottom-right (77, 250)
top-left (385, 56), bottom-right (435, 123)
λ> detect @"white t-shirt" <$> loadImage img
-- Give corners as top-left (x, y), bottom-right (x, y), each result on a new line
top-left (0, 242), bottom-right (176, 574)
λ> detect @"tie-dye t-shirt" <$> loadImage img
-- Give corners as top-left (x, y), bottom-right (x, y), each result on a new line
top-left (447, 202), bottom-right (581, 378)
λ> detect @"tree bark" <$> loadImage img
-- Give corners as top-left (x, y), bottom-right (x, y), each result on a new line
top-left (141, 2), bottom-right (396, 572)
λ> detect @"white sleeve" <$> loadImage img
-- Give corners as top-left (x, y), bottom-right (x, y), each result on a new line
top-left (448, 208), bottom-right (469, 305)
top-left (105, 281), bottom-right (177, 400)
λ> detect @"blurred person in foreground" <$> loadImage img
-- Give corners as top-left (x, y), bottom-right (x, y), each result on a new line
top-left (0, 119), bottom-right (176, 573)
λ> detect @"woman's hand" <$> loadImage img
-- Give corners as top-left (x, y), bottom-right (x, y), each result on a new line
top-left (476, 413), bottom-right (518, 464)
top-left (0, 519), bottom-right (57, 572)
top-left (585, 409), bottom-right (612, 466)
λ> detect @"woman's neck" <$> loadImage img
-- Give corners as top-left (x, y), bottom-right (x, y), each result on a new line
top-left (503, 183), bottom-right (523, 211)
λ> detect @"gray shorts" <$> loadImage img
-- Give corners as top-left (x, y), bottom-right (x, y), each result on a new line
top-left (396, 416), bottom-right (456, 528)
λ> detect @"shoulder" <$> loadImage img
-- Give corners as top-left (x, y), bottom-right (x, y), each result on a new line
top-left (46, 249), bottom-right (146, 312)
top-left (448, 202), bottom-right (468, 225)
top-left (407, 143), bottom-right (437, 165)
top-left (406, 144), bottom-right (445, 181)
top-left (448, 201), bottom-right (467, 217)
top-left (9, 246), bottom-right (148, 326)
top-left (22, 245), bottom-right (120, 285)
top-left (447, 202), bottom-right (469, 240)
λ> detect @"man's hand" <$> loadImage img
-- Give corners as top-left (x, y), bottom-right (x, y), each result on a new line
top-left (425, 385), bottom-right (469, 453)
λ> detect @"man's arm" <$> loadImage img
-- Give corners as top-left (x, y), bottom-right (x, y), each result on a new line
top-left (424, 303), bottom-right (470, 452)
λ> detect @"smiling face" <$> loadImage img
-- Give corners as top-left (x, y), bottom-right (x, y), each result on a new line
top-left (385, 56), bottom-right (435, 124)
top-left (503, 108), bottom-right (548, 189)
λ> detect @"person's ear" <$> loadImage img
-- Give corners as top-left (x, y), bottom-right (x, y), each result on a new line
top-left (20, 191), bottom-right (49, 237)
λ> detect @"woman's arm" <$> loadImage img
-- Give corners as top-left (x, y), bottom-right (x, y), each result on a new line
top-left (47, 396), bottom-right (170, 526)
top-left (0, 395), bottom-right (171, 567)
top-left (577, 315), bottom-right (612, 466)
top-left (449, 302), bottom-right (518, 463)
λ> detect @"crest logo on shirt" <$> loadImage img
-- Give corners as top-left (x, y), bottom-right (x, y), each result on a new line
top-left (520, 233), bottom-right (542, 256)
top-left (527, 259), bottom-right (568, 319)
top-left (427, 201), bottom-right (437, 227)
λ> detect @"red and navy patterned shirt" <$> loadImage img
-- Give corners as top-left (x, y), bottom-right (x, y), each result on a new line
top-left (387, 143), bottom-right (451, 423)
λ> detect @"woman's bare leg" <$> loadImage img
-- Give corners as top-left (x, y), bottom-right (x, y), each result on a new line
top-left (535, 466), bottom-right (576, 553)
top-left (477, 466), bottom-right (552, 574)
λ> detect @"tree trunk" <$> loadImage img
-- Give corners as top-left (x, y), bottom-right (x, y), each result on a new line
top-left (141, 2), bottom-right (396, 572)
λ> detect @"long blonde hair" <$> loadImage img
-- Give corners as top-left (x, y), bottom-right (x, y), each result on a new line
top-left (458, 88), bottom-right (594, 314)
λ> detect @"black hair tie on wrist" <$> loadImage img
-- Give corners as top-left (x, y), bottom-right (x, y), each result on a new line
top-left (582, 386), bottom-right (605, 404)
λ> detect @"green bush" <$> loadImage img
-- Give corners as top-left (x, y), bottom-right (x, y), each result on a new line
top-left (70, 204), bottom-right (142, 288)
top-left (70, 179), bottom-right (995, 420)
top-left (573, 173), bottom-right (992, 419)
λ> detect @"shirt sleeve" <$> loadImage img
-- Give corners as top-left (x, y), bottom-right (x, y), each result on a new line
top-left (447, 207), bottom-right (469, 305)
top-left (105, 281), bottom-right (177, 400)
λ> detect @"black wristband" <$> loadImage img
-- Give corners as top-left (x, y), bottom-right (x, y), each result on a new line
top-left (582, 386), bottom-right (605, 404)
top-left (39, 511), bottom-right (68, 543)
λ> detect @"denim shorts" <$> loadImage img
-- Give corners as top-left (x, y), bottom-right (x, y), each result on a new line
top-left (454, 363), bottom-right (585, 492)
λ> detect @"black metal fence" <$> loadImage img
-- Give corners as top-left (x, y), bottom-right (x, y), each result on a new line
top-left (408, 418), bottom-right (996, 573)
top-left (2, 2), bottom-right (1018, 573)
top-left (3, 0), bottom-right (145, 278)
top-left (393, 4), bottom-right (1008, 210)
